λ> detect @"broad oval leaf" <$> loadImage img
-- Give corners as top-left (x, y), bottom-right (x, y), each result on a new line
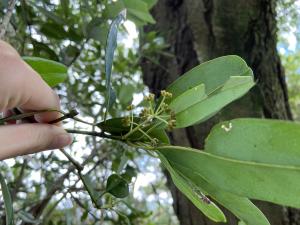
top-left (106, 174), bottom-right (129, 198)
top-left (0, 172), bottom-right (14, 225)
top-left (158, 153), bottom-right (226, 223)
top-left (166, 55), bottom-right (254, 128)
top-left (23, 57), bottom-right (68, 87)
top-left (172, 76), bottom-right (254, 128)
top-left (167, 55), bottom-right (252, 98)
top-left (157, 148), bottom-right (270, 225)
top-left (205, 118), bottom-right (300, 166)
top-left (158, 145), bottom-right (300, 208)
top-left (169, 83), bottom-right (206, 114)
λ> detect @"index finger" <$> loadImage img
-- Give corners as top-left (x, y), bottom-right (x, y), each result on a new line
top-left (0, 41), bottom-right (61, 123)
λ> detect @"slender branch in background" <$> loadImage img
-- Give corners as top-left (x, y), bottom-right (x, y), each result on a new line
top-left (0, 0), bottom-right (17, 39)
top-left (11, 159), bottom-right (27, 200)
top-left (60, 148), bottom-right (83, 171)
top-left (40, 192), bottom-right (68, 225)
top-left (20, 149), bottom-right (108, 225)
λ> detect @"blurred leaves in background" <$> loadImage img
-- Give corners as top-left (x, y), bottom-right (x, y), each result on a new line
top-left (0, 0), bottom-right (177, 225)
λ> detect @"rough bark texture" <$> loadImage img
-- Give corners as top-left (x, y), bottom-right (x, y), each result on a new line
top-left (141, 0), bottom-right (297, 224)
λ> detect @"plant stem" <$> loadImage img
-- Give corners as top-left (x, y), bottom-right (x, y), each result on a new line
top-left (136, 127), bottom-right (153, 142)
top-left (65, 129), bottom-right (121, 141)
top-left (153, 115), bottom-right (168, 125)
top-left (0, 109), bottom-right (59, 124)
top-left (0, 0), bottom-right (16, 39)
top-left (49, 109), bottom-right (79, 124)
top-left (60, 148), bottom-right (83, 171)
top-left (123, 118), bottom-right (150, 140)
top-left (154, 96), bottom-right (165, 115)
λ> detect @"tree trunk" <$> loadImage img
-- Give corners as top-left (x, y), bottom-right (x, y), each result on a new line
top-left (140, 0), bottom-right (299, 224)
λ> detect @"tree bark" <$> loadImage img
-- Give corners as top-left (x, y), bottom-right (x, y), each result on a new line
top-left (141, 0), bottom-right (298, 224)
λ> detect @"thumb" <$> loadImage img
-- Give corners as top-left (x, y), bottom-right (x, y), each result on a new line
top-left (0, 124), bottom-right (72, 160)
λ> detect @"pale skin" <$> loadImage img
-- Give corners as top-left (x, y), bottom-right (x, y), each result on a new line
top-left (0, 40), bottom-right (72, 160)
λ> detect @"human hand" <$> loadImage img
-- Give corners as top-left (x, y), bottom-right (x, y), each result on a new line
top-left (0, 40), bottom-right (72, 160)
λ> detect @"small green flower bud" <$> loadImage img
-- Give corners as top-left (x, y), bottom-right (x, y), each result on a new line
top-left (160, 90), bottom-right (172, 98)
top-left (151, 138), bottom-right (159, 147)
top-left (148, 93), bottom-right (155, 101)
top-left (139, 108), bottom-right (150, 119)
top-left (167, 119), bottom-right (176, 130)
top-left (170, 111), bottom-right (176, 120)
top-left (122, 116), bottom-right (131, 127)
top-left (126, 104), bottom-right (134, 111)
top-left (144, 93), bottom-right (155, 102)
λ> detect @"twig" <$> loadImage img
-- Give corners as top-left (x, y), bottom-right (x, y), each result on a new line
top-left (0, 109), bottom-right (58, 124)
top-left (49, 109), bottom-right (79, 124)
top-left (11, 159), bottom-right (27, 200)
top-left (0, 0), bottom-right (17, 39)
top-left (21, 149), bottom-right (106, 225)
top-left (65, 129), bottom-right (122, 141)
top-left (60, 148), bottom-right (83, 171)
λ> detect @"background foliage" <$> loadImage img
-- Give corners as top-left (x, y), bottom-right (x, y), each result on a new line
top-left (0, 1), bottom-right (178, 224)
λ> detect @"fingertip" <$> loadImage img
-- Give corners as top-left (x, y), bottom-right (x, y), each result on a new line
top-left (33, 91), bottom-right (62, 123)
top-left (48, 133), bottom-right (73, 149)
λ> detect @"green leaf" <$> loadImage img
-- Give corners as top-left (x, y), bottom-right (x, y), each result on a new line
top-left (106, 174), bottom-right (129, 198)
top-left (121, 165), bottom-right (137, 182)
top-left (239, 221), bottom-right (247, 225)
top-left (97, 117), bottom-right (138, 134)
top-left (104, 10), bottom-right (126, 120)
top-left (61, 45), bottom-right (80, 66)
top-left (79, 173), bottom-right (99, 207)
top-left (35, 6), bottom-right (66, 25)
top-left (32, 40), bottom-right (59, 61)
top-left (167, 55), bottom-right (252, 98)
top-left (97, 117), bottom-right (168, 143)
top-left (205, 118), bottom-right (300, 166)
top-left (169, 83), bottom-right (206, 114)
top-left (39, 22), bottom-right (67, 40)
top-left (157, 147), bottom-right (270, 225)
top-left (18, 211), bottom-right (40, 224)
top-left (148, 129), bottom-right (169, 144)
top-left (158, 153), bottom-right (226, 223)
top-left (85, 17), bottom-right (108, 43)
top-left (23, 57), bottom-right (68, 87)
top-left (124, 0), bottom-right (155, 23)
top-left (141, 0), bottom-right (158, 9)
top-left (117, 84), bottom-right (135, 106)
top-left (104, 0), bottom-right (155, 25)
top-left (158, 145), bottom-right (300, 208)
top-left (0, 172), bottom-right (14, 225)
top-left (172, 76), bottom-right (254, 128)
top-left (167, 56), bottom-right (254, 128)
top-left (61, 0), bottom-right (69, 18)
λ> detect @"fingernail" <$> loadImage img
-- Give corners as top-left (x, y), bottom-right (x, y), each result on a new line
top-left (50, 134), bottom-right (73, 149)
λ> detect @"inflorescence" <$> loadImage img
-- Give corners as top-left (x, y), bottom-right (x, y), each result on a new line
top-left (121, 90), bottom-right (176, 147)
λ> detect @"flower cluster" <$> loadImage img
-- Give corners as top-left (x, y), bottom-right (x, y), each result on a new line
top-left (122, 90), bottom-right (176, 147)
